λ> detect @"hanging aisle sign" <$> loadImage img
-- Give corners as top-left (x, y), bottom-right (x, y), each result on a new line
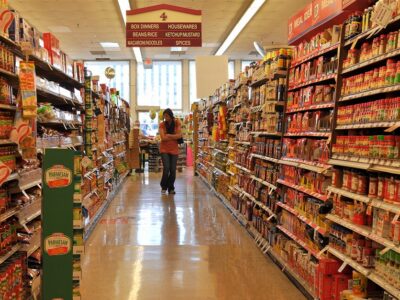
top-left (288, 0), bottom-right (343, 43)
top-left (126, 4), bottom-right (202, 47)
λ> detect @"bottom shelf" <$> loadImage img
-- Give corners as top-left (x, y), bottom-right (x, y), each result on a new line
top-left (196, 172), bottom-right (316, 300)
top-left (83, 171), bottom-right (129, 241)
top-left (327, 246), bottom-right (400, 299)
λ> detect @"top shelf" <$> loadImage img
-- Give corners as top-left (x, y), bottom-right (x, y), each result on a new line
top-left (0, 34), bottom-right (84, 90)
top-left (344, 15), bottom-right (400, 47)
top-left (29, 55), bottom-right (83, 90)
top-left (290, 43), bottom-right (339, 70)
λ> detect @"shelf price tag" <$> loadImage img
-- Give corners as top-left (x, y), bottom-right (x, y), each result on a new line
top-left (384, 122), bottom-right (400, 133)
top-left (317, 246), bottom-right (329, 258)
top-left (338, 261), bottom-right (348, 273)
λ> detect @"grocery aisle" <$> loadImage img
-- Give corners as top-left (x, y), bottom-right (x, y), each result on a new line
top-left (80, 168), bottom-right (305, 300)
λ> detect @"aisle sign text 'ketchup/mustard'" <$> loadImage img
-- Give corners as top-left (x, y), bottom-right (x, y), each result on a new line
top-left (126, 4), bottom-right (202, 48)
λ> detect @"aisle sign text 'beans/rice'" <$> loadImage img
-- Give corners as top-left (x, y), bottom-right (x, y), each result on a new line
top-left (126, 4), bottom-right (202, 48)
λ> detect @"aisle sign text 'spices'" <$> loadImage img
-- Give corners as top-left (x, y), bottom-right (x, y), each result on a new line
top-left (126, 4), bottom-right (202, 47)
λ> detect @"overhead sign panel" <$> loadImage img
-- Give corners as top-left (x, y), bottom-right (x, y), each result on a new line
top-left (126, 4), bottom-right (202, 47)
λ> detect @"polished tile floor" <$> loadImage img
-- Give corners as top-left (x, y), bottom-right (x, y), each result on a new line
top-left (81, 169), bottom-right (306, 300)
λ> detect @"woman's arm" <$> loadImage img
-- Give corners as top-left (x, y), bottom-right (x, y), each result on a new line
top-left (166, 120), bottom-right (182, 139)
top-left (159, 124), bottom-right (173, 141)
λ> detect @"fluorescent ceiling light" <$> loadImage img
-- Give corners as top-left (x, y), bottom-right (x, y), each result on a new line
top-left (133, 47), bottom-right (143, 63)
top-left (100, 42), bottom-right (120, 48)
top-left (117, 0), bottom-right (130, 24)
top-left (117, 0), bottom-right (143, 63)
top-left (215, 0), bottom-right (266, 56)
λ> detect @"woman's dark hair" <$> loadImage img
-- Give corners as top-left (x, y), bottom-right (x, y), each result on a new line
top-left (163, 108), bottom-right (175, 134)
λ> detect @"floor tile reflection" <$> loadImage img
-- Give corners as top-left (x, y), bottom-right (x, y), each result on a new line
top-left (81, 169), bottom-right (306, 300)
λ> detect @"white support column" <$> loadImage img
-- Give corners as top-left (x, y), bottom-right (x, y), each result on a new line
top-left (130, 60), bottom-right (137, 121)
top-left (234, 59), bottom-right (241, 78)
top-left (182, 59), bottom-right (190, 113)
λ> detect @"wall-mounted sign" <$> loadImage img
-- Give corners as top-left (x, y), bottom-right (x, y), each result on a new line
top-left (126, 4), bottom-right (202, 47)
top-left (288, 0), bottom-right (342, 43)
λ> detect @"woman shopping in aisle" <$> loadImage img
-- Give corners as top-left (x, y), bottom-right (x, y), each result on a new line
top-left (159, 109), bottom-right (182, 195)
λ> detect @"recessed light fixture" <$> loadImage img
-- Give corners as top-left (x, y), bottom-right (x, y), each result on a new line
top-left (117, 0), bottom-right (143, 63)
top-left (100, 42), bottom-right (120, 48)
top-left (215, 0), bottom-right (266, 56)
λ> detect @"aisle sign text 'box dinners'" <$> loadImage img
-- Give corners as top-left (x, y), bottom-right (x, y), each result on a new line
top-left (126, 4), bottom-right (202, 47)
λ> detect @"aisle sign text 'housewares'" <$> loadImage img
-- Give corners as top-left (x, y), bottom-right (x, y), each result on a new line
top-left (126, 4), bottom-right (202, 47)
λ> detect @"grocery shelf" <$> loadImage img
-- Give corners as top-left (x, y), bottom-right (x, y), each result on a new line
top-left (73, 219), bottom-right (84, 230)
top-left (214, 166), bottom-right (228, 177)
top-left (239, 187), bottom-right (276, 218)
top-left (276, 225), bottom-right (320, 258)
top-left (29, 54), bottom-right (83, 90)
top-left (250, 131), bottom-right (282, 137)
top-left (327, 246), bottom-right (370, 276)
top-left (234, 164), bottom-right (252, 174)
top-left (277, 179), bottom-right (328, 202)
top-left (329, 155), bottom-right (400, 175)
top-left (250, 175), bottom-right (277, 190)
top-left (0, 244), bottom-right (20, 265)
top-left (286, 102), bottom-right (334, 114)
top-left (327, 246), bottom-right (400, 299)
top-left (113, 140), bottom-right (126, 145)
top-left (73, 270), bottom-right (82, 281)
top-left (235, 141), bottom-right (251, 146)
top-left (115, 151), bottom-right (126, 158)
top-left (0, 68), bottom-right (19, 87)
top-left (83, 171), bottom-right (129, 241)
top-left (327, 186), bottom-right (370, 203)
top-left (31, 275), bottom-right (41, 298)
top-left (326, 214), bottom-right (400, 255)
top-left (37, 87), bottom-right (82, 108)
top-left (290, 43), bottom-right (339, 69)
top-left (73, 246), bottom-right (85, 255)
top-left (344, 15), bottom-right (400, 47)
top-left (213, 148), bottom-right (228, 155)
top-left (327, 186), bottom-right (400, 215)
top-left (21, 230), bottom-right (41, 257)
top-left (279, 157), bottom-right (331, 174)
top-left (288, 74), bottom-right (336, 91)
top-left (0, 104), bottom-right (16, 111)
top-left (14, 179), bottom-right (42, 194)
top-left (342, 48), bottom-right (400, 75)
top-left (83, 188), bottom-right (98, 203)
top-left (336, 121), bottom-right (400, 130)
top-left (340, 84), bottom-right (400, 102)
top-left (0, 139), bottom-right (16, 146)
top-left (268, 249), bottom-right (318, 299)
top-left (276, 202), bottom-right (327, 235)
top-left (249, 77), bottom-right (267, 87)
top-left (250, 153), bottom-right (279, 163)
top-left (284, 132), bottom-right (330, 138)
top-left (227, 170), bottom-right (235, 176)
top-left (0, 208), bottom-right (18, 223)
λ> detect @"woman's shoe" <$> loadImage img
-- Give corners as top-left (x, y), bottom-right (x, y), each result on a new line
top-left (161, 189), bottom-right (167, 195)
top-left (168, 189), bottom-right (176, 195)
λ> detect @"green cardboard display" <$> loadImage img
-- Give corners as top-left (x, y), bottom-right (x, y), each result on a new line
top-left (42, 149), bottom-right (76, 300)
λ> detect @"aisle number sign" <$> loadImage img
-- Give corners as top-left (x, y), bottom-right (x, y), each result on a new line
top-left (126, 4), bottom-right (202, 47)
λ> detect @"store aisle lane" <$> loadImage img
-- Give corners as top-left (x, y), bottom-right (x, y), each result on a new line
top-left (81, 169), bottom-right (306, 300)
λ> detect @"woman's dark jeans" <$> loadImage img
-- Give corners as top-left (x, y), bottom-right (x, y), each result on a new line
top-left (160, 153), bottom-right (178, 191)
